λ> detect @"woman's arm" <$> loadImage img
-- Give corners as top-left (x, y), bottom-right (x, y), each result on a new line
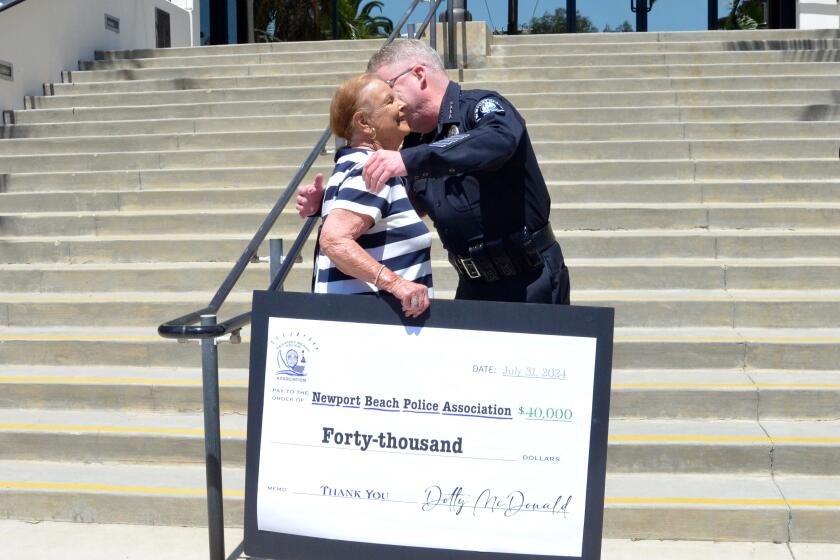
top-left (320, 208), bottom-right (430, 318)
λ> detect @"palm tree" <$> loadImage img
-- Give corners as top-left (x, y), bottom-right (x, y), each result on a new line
top-left (325, 0), bottom-right (393, 40)
top-left (254, 0), bottom-right (393, 42)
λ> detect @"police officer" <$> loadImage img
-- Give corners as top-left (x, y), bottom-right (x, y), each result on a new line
top-left (298, 39), bottom-right (570, 305)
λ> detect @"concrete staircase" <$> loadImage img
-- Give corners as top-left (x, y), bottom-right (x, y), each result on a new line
top-left (2, 29), bottom-right (840, 546)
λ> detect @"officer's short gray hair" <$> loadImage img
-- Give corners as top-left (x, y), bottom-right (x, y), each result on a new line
top-left (367, 39), bottom-right (445, 74)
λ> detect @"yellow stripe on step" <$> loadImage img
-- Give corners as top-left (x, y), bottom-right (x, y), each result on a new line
top-left (616, 336), bottom-right (840, 343)
top-left (0, 481), bottom-right (244, 497)
top-left (613, 383), bottom-right (840, 389)
top-left (605, 497), bottom-right (840, 507)
top-left (0, 376), bottom-right (247, 386)
top-left (0, 424), bottom-right (247, 437)
top-left (609, 435), bottom-right (840, 443)
top-left (0, 335), bottom-right (251, 342)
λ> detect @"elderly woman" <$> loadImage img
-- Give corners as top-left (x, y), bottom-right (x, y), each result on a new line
top-left (313, 74), bottom-right (432, 317)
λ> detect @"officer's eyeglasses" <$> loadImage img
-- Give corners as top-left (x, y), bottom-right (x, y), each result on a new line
top-left (385, 67), bottom-right (415, 88)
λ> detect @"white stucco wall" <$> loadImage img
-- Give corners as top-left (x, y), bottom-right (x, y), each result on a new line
top-left (0, 0), bottom-right (191, 113)
top-left (799, 0), bottom-right (840, 29)
top-left (167, 0), bottom-right (199, 44)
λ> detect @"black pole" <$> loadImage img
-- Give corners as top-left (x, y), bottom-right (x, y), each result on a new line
top-left (332, 0), bottom-right (339, 39)
top-left (778, 0), bottom-right (796, 29)
top-left (446, 0), bottom-right (456, 66)
top-left (270, 239), bottom-right (284, 289)
top-left (635, 0), bottom-right (648, 33)
top-left (507, 0), bottom-right (518, 35)
top-left (567, 0), bottom-right (576, 33)
top-left (209, 0), bottom-right (229, 45)
top-left (708, 0), bottom-right (718, 30)
top-left (201, 314), bottom-right (225, 560)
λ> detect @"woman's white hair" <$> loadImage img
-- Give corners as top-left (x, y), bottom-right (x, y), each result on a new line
top-left (367, 39), bottom-right (445, 73)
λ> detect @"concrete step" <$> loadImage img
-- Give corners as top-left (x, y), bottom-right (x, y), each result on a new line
top-left (0, 365), bottom-right (250, 413)
top-left (3, 257), bottom-right (840, 292)
top-left (0, 129), bottom-right (327, 156)
top-left (611, 369), bottom-right (840, 421)
top-left (6, 139), bottom-right (840, 173)
top-left (3, 289), bottom-right (838, 329)
top-left (575, 289), bottom-right (840, 329)
top-left (0, 460), bottom-right (245, 526)
top-left (5, 204), bottom-right (840, 236)
top-left (10, 98), bottom-right (332, 124)
top-left (5, 159), bottom-right (840, 192)
top-left (28, 84), bottom-right (341, 110)
top-left (604, 472), bottom-right (840, 542)
top-left (7, 122), bottom-right (840, 156)
top-left (90, 30), bottom-right (838, 61)
top-left (4, 522), bottom-right (836, 560)
top-left (0, 146), bottom-right (335, 173)
top-left (18, 89), bottom-right (840, 117)
top-left (491, 29), bottom-right (840, 45)
top-left (1, 408), bottom-right (837, 476)
top-left (81, 48), bottom-right (381, 71)
top-left (6, 229), bottom-right (840, 265)
top-left (0, 325), bottom-right (837, 370)
top-left (1, 459), bottom-right (838, 541)
top-left (50, 72), bottom-right (365, 95)
top-left (11, 102), bottom-right (840, 127)
top-left (0, 164), bottom-right (334, 191)
top-left (466, 61), bottom-right (840, 81)
top-left (606, 418), bottom-right (840, 475)
top-left (3, 365), bottom-right (837, 421)
top-left (490, 38), bottom-right (840, 56)
top-left (97, 37), bottom-right (385, 60)
top-left (46, 69), bottom-right (840, 96)
top-left (0, 519), bottom-right (247, 560)
top-left (64, 59), bottom-right (369, 84)
top-left (31, 76), bottom-right (840, 110)
top-left (485, 49), bottom-right (840, 68)
top-left (5, 177), bottom-right (840, 208)
top-left (1, 114), bottom-right (329, 139)
top-left (467, 75), bottom-right (840, 94)
top-left (64, 46), bottom-right (840, 84)
top-left (84, 36), bottom-right (840, 68)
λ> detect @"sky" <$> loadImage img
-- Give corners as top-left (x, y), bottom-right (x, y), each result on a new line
top-left (378, 0), bottom-right (734, 34)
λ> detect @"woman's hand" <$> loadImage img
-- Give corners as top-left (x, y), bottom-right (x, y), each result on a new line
top-left (296, 173), bottom-right (324, 218)
top-left (385, 277), bottom-right (430, 318)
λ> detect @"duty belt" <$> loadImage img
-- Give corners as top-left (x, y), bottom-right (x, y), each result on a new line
top-left (448, 223), bottom-right (556, 283)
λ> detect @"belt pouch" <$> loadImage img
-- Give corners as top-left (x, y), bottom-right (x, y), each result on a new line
top-left (468, 242), bottom-right (500, 282)
top-left (485, 238), bottom-right (518, 278)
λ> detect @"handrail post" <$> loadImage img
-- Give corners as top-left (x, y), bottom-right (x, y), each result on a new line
top-left (446, 0), bottom-right (456, 69)
top-left (429, 0), bottom-right (437, 47)
top-left (708, 0), bottom-right (718, 30)
top-left (269, 238), bottom-right (284, 291)
top-left (200, 314), bottom-right (225, 560)
top-left (568, 0), bottom-right (577, 33)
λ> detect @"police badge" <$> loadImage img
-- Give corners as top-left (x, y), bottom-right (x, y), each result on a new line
top-left (446, 124), bottom-right (460, 137)
top-left (474, 98), bottom-right (505, 122)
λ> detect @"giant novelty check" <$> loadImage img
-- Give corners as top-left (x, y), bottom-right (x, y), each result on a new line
top-left (244, 292), bottom-right (614, 560)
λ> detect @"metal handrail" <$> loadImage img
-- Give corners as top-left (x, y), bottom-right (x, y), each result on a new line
top-left (0, 0), bottom-right (29, 14)
top-left (158, 0), bottom-right (427, 341)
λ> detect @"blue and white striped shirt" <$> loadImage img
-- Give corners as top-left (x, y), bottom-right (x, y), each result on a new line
top-left (314, 147), bottom-right (433, 295)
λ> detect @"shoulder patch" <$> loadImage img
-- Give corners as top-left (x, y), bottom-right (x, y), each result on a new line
top-left (429, 133), bottom-right (470, 150)
top-left (474, 98), bottom-right (505, 122)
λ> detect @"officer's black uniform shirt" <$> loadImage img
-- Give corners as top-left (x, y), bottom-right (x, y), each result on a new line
top-left (400, 81), bottom-right (551, 256)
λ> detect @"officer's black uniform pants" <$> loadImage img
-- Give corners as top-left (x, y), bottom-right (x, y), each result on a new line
top-left (454, 242), bottom-right (570, 305)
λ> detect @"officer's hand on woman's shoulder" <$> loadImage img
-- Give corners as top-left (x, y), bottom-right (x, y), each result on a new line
top-left (363, 150), bottom-right (407, 193)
